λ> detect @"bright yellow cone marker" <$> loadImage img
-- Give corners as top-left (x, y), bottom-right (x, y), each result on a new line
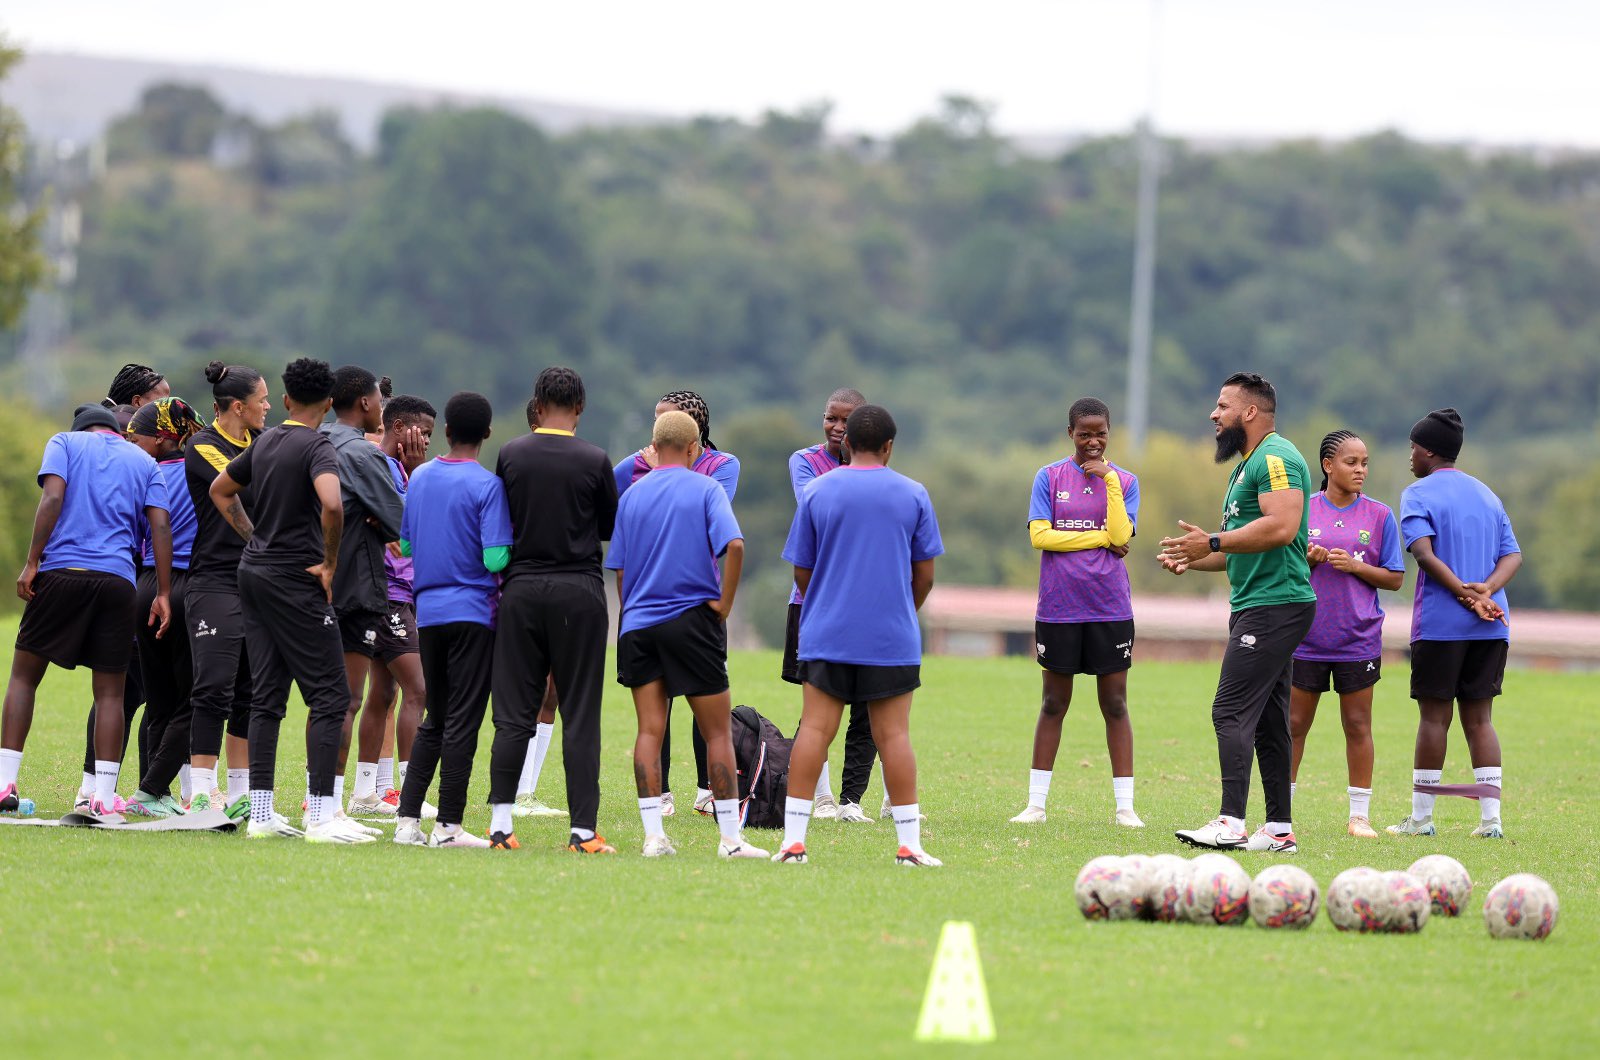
top-left (914, 920), bottom-right (996, 1043)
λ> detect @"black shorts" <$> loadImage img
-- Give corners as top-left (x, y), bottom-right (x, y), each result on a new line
top-left (339, 608), bottom-right (388, 658)
top-left (617, 605), bottom-right (729, 697)
top-left (1035, 620), bottom-right (1134, 676)
top-left (1410, 639), bottom-right (1508, 702)
top-left (800, 660), bottom-right (921, 703)
top-left (781, 602), bottom-right (803, 685)
top-left (1293, 657), bottom-right (1381, 694)
top-left (16, 569), bottom-right (137, 672)
top-left (373, 602), bottom-right (420, 663)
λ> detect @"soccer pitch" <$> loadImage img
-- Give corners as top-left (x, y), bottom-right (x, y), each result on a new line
top-left (2, 643), bottom-right (1596, 1057)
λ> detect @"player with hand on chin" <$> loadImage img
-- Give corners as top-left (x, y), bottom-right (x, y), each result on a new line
top-left (1161, 373), bottom-right (1316, 855)
top-left (1387, 408), bottom-right (1520, 840)
top-left (1010, 397), bottom-right (1143, 829)
top-left (1290, 430), bottom-right (1405, 838)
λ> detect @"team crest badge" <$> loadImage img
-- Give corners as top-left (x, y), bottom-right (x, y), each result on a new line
top-left (1358, 530), bottom-right (1371, 544)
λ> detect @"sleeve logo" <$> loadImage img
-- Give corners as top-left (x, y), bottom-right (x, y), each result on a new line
top-left (1264, 454), bottom-right (1290, 492)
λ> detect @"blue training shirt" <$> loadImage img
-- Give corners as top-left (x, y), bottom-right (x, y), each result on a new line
top-left (143, 457), bottom-right (196, 570)
top-left (1400, 468), bottom-right (1520, 642)
top-left (783, 464), bottom-right (944, 667)
top-left (38, 430), bottom-right (167, 585)
top-left (401, 457), bottom-right (513, 628)
top-left (606, 465), bottom-right (742, 636)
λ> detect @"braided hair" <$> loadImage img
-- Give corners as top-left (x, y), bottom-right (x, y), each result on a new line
top-left (1318, 429), bottom-right (1359, 493)
top-left (102, 363), bottom-right (166, 408)
top-left (658, 389), bottom-right (714, 450)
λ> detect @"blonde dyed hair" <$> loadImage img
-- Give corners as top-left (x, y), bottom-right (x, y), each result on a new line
top-left (652, 409), bottom-right (700, 452)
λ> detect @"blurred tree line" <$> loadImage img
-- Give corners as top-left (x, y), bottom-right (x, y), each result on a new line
top-left (4, 81), bottom-right (1600, 626)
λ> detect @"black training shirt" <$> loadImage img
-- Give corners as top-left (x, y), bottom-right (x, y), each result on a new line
top-left (185, 423), bottom-right (257, 589)
top-left (495, 429), bottom-right (617, 580)
top-left (225, 422), bottom-right (341, 571)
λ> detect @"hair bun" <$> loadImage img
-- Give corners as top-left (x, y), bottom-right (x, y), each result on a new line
top-left (204, 360), bottom-right (228, 384)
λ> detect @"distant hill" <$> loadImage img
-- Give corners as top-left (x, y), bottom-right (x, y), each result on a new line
top-left (7, 50), bottom-right (670, 148)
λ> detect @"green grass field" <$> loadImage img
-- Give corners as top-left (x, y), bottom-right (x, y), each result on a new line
top-left (2, 636), bottom-right (1597, 1057)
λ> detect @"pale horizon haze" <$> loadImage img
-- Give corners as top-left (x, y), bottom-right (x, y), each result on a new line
top-left (5, 0), bottom-right (1599, 145)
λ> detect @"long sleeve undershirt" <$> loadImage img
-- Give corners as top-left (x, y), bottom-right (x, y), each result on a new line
top-left (1028, 470), bottom-right (1132, 552)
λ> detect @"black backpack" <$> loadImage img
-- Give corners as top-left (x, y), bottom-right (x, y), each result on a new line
top-left (730, 705), bottom-right (793, 829)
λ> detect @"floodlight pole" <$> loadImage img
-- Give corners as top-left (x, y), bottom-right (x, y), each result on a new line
top-left (1125, 0), bottom-right (1162, 455)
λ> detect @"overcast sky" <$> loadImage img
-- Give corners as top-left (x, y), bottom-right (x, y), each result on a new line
top-left (6, 0), bottom-right (1598, 145)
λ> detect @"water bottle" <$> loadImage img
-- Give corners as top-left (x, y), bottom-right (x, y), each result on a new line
top-left (14, 797), bottom-right (34, 816)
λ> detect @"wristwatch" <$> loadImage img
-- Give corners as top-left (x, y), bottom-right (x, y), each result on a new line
top-left (1208, 535), bottom-right (1222, 554)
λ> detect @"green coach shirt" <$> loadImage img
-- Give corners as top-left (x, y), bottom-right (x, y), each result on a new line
top-left (1220, 432), bottom-right (1317, 612)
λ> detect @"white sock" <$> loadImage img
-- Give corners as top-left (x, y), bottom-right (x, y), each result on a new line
top-left (517, 737), bottom-right (539, 795)
top-left (1027, 768), bottom-right (1051, 810)
top-left (783, 795), bottom-right (813, 850)
top-left (815, 762), bottom-right (833, 799)
top-left (1290, 781), bottom-right (1297, 800)
top-left (80, 771), bottom-right (94, 797)
top-left (638, 795), bottom-right (664, 837)
top-left (695, 786), bottom-right (712, 805)
top-left (1348, 786), bottom-right (1372, 819)
top-left (249, 789), bottom-right (274, 824)
top-left (94, 760), bottom-right (120, 806)
top-left (178, 764), bottom-right (193, 801)
top-left (1413, 769), bottom-right (1441, 819)
top-left (0, 748), bottom-right (22, 789)
top-left (1111, 775), bottom-right (1134, 812)
top-left (354, 762), bottom-right (377, 799)
top-left (713, 799), bottom-right (740, 842)
top-left (1221, 814), bottom-right (1245, 833)
top-left (529, 722), bottom-right (554, 792)
top-left (1265, 820), bottom-right (1293, 837)
top-left (892, 803), bottom-right (923, 852)
top-left (435, 822), bottom-right (461, 838)
top-left (571, 827), bottom-right (595, 841)
top-left (305, 771), bottom-right (312, 801)
top-left (398, 760), bottom-right (409, 786)
top-left (376, 757), bottom-right (394, 792)
top-left (192, 766), bottom-right (216, 796)
top-left (334, 775), bottom-right (345, 802)
top-left (1475, 766), bottom-right (1502, 821)
top-left (490, 803), bottom-right (513, 835)
top-left (227, 769), bottom-right (249, 801)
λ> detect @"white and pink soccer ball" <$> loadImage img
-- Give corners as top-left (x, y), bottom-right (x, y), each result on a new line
top-left (1249, 865), bottom-right (1321, 930)
top-left (1141, 854), bottom-right (1192, 923)
top-left (1408, 855), bottom-right (1473, 917)
top-left (1181, 853), bottom-right (1252, 926)
top-left (1073, 856), bottom-right (1143, 921)
top-left (1326, 867), bottom-right (1386, 933)
top-left (1483, 874), bottom-right (1559, 940)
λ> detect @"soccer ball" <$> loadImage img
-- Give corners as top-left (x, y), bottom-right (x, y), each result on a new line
top-left (1326, 867), bottom-right (1385, 933)
top-left (1249, 864), bottom-right (1321, 929)
top-left (1482, 874), bottom-right (1559, 941)
top-left (1181, 853), bottom-right (1252, 925)
top-left (1142, 854), bottom-right (1192, 923)
top-left (1407, 854), bottom-right (1473, 917)
top-left (1119, 855), bottom-right (1153, 920)
top-left (1074, 856), bottom-right (1141, 921)
top-left (1380, 871), bottom-right (1431, 934)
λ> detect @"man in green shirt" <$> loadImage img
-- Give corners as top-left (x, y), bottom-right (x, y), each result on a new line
top-left (1159, 373), bottom-right (1317, 854)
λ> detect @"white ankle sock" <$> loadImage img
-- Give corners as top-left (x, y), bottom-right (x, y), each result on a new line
top-left (249, 789), bottom-right (274, 824)
top-left (1265, 820), bottom-right (1293, 837)
top-left (1028, 768), bottom-right (1051, 810)
top-left (529, 721), bottom-right (554, 792)
top-left (815, 762), bottom-right (833, 799)
top-left (713, 799), bottom-right (740, 842)
top-left (227, 769), bottom-right (249, 801)
top-left (1221, 814), bottom-right (1245, 833)
top-left (333, 775), bottom-right (345, 803)
top-left (783, 796), bottom-right (813, 849)
top-left (638, 796), bottom-right (664, 837)
top-left (376, 757), bottom-right (394, 792)
top-left (306, 794), bottom-right (328, 827)
top-left (1112, 776), bottom-right (1134, 812)
top-left (490, 803), bottom-right (513, 835)
top-left (178, 764), bottom-right (193, 801)
top-left (1348, 786), bottom-right (1372, 819)
top-left (1290, 781), bottom-right (1297, 800)
top-left (694, 786), bottom-right (712, 805)
top-left (1475, 766), bottom-right (1502, 821)
top-left (0, 748), bottom-right (23, 789)
top-left (192, 767), bottom-right (217, 797)
top-left (80, 771), bottom-right (94, 797)
top-left (354, 763), bottom-right (377, 799)
top-left (1413, 769), bottom-right (1441, 819)
top-left (892, 803), bottom-right (923, 852)
top-left (94, 760), bottom-right (119, 806)
top-left (517, 737), bottom-right (539, 795)
top-left (571, 827), bottom-right (595, 841)
top-left (398, 760), bottom-right (409, 786)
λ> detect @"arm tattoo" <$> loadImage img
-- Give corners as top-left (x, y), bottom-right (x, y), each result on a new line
top-left (222, 499), bottom-right (254, 543)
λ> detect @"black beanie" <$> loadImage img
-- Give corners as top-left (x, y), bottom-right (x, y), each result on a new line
top-left (1409, 407), bottom-right (1464, 462)
top-left (71, 403), bottom-right (122, 433)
